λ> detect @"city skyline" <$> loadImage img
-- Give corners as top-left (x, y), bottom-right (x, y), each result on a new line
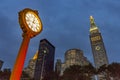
top-left (0, 0), bottom-right (120, 69)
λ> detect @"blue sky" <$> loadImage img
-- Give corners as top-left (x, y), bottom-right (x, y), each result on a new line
top-left (0, 0), bottom-right (120, 69)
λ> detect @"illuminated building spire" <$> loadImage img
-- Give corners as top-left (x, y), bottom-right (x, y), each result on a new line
top-left (32, 51), bottom-right (38, 60)
top-left (89, 16), bottom-right (99, 34)
top-left (89, 16), bottom-right (109, 80)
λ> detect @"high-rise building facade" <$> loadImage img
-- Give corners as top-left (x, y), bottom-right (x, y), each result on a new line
top-left (34, 39), bottom-right (55, 80)
top-left (0, 60), bottom-right (3, 70)
top-left (21, 51), bottom-right (38, 79)
top-left (0, 68), bottom-right (11, 80)
top-left (89, 16), bottom-right (109, 79)
top-left (55, 59), bottom-right (62, 75)
top-left (57, 48), bottom-right (90, 75)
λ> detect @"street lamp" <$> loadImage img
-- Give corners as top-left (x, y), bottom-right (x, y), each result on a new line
top-left (10, 8), bottom-right (43, 80)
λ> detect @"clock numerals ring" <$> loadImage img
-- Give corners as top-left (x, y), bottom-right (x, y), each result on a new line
top-left (19, 8), bottom-right (43, 38)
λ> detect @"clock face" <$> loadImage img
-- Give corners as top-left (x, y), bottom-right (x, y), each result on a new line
top-left (25, 12), bottom-right (41, 32)
top-left (41, 47), bottom-right (49, 54)
top-left (19, 8), bottom-right (43, 38)
top-left (95, 46), bottom-right (101, 50)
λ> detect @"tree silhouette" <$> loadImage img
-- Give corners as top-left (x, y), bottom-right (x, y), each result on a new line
top-left (62, 64), bottom-right (95, 80)
top-left (42, 71), bottom-right (58, 80)
top-left (97, 62), bottom-right (120, 80)
top-left (107, 62), bottom-right (120, 79)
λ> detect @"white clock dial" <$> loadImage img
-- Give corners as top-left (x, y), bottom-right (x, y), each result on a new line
top-left (41, 47), bottom-right (49, 54)
top-left (25, 12), bottom-right (41, 32)
top-left (95, 46), bottom-right (101, 50)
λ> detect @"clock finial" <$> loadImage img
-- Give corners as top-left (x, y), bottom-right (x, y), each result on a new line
top-left (90, 16), bottom-right (95, 25)
top-left (90, 16), bottom-right (93, 19)
top-left (89, 16), bottom-right (100, 33)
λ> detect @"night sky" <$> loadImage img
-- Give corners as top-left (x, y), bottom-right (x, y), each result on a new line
top-left (0, 0), bottom-right (120, 69)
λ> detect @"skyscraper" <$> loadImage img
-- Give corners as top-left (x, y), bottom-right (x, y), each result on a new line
top-left (89, 16), bottom-right (109, 79)
top-left (58, 48), bottom-right (90, 75)
top-left (55, 59), bottom-right (62, 75)
top-left (0, 60), bottom-right (3, 70)
top-left (34, 39), bottom-right (55, 80)
top-left (21, 51), bottom-right (38, 79)
top-left (0, 68), bottom-right (11, 80)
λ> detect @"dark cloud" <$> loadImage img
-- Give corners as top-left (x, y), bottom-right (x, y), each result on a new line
top-left (0, 12), bottom-right (22, 68)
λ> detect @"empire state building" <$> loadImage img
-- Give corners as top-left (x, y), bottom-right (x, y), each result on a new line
top-left (89, 16), bottom-right (109, 69)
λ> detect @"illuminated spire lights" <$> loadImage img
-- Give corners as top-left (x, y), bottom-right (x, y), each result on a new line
top-left (32, 51), bottom-right (38, 60)
top-left (89, 16), bottom-right (99, 33)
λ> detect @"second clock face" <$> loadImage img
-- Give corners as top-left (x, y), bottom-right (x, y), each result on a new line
top-left (25, 12), bottom-right (41, 32)
top-left (95, 46), bottom-right (101, 50)
top-left (41, 47), bottom-right (49, 54)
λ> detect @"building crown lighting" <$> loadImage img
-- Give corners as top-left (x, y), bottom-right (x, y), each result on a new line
top-left (32, 51), bottom-right (38, 60)
top-left (89, 16), bottom-right (100, 33)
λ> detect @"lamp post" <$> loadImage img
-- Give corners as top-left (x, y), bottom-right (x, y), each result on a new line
top-left (10, 8), bottom-right (43, 80)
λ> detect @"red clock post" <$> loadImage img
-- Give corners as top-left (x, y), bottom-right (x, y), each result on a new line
top-left (10, 8), bottom-right (43, 80)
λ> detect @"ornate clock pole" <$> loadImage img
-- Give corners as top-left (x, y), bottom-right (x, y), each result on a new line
top-left (10, 8), bottom-right (43, 80)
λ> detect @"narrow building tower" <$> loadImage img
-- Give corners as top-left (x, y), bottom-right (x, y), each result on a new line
top-left (89, 16), bottom-right (109, 80)
top-left (34, 39), bottom-right (55, 80)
